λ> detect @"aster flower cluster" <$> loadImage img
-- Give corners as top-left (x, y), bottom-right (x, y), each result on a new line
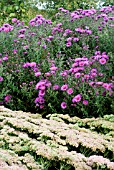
top-left (0, 108), bottom-right (114, 169)
top-left (0, 6), bottom-right (114, 117)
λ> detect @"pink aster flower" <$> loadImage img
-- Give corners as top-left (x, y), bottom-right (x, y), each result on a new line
top-left (60, 71), bottom-right (68, 77)
top-left (96, 82), bottom-right (103, 86)
top-left (99, 58), bottom-right (106, 65)
top-left (40, 105), bottom-right (44, 109)
top-left (0, 76), bottom-right (3, 82)
top-left (13, 49), bottom-right (17, 54)
top-left (30, 62), bottom-right (36, 67)
top-left (89, 82), bottom-right (95, 86)
top-left (66, 41), bottom-right (72, 47)
top-left (75, 72), bottom-right (81, 78)
top-left (45, 72), bottom-right (51, 77)
top-left (50, 66), bottom-right (58, 71)
top-left (42, 45), bottom-right (47, 49)
top-left (102, 54), bottom-right (109, 60)
top-left (84, 74), bottom-right (90, 79)
top-left (90, 68), bottom-right (97, 73)
top-left (4, 95), bottom-right (12, 103)
top-left (83, 100), bottom-right (88, 105)
top-left (53, 84), bottom-right (60, 90)
top-left (12, 18), bottom-right (17, 23)
top-left (34, 97), bottom-right (45, 104)
top-left (35, 72), bottom-right (41, 77)
top-left (79, 61), bottom-right (85, 67)
top-left (61, 102), bottom-right (67, 109)
top-left (4, 27), bottom-right (10, 32)
top-left (45, 82), bottom-right (51, 87)
top-left (61, 84), bottom-right (68, 91)
top-left (72, 62), bottom-right (78, 67)
top-left (102, 83), bottom-right (112, 90)
top-left (3, 56), bottom-right (8, 61)
top-left (39, 90), bottom-right (45, 96)
top-left (35, 81), bottom-right (46, 90)
top-left (23, 62), bottom-right (30, 68)
top-left (72, 94), bottom-right (81, 103)
top-left (18, 34), bottom-right (25, 38)
top-left (67, 88), bottom-right (73, 94)
top-left (73, 37), bottom-right (79, 42)
top-left (67, 37), bottom-right (72, 41)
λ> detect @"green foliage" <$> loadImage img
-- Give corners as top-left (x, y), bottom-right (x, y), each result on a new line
top-left (38, 0), bottom-right (98, 10)
top-left (36, 0), bottom-right (98, 19)
top-left (101, 0), bottom-right (114, 6)
top-left (0, 0), bottom-right (32, 25)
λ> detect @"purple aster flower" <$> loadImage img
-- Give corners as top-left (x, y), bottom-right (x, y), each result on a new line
top-left (3, 56), bottom-right (8, 61)
top-left (45, 82), bottom-right (51, 87)
top-left (83, 100), bottom-right (88, 105)
top-left (13, 49), bottom-right (17, 54)
top-left (34, 97), bottom-right (45, 104)
top-left (29, 62), bottom-right (36, 67)
top-left (23, 62), bottom-right (30, 68)
top-left (75, 72), bottom-right (81, 78)
top-left (18, 34), bottom-right (25, 38)
top-left (102, 54), bottom-right (109, 60)
top-left (4, 27), bottom-right (10, 32)
top-left (102, 83), bottom-right (112, 91)
top-left (0, 76), bottom-right (3, 82)
top-left (67, 37), bottom-right (72, 41)
top-left (38, 41), bottom-right (41, 45)
top-left (66, 41), bottom-right (72, 47)
top-left (4, 95), bottom-right (12, 103)
top-left (50, 66), bottom-right (58, 71)
top-left (79, 61), bottom-right (85, 67)
top-left (36, 81), bottom-right (46, 90)
top-left (35, 72), bottom-right (41, 77)
top-left (89, 82), bottom-right (95, 86)
top-left (96, 82), bottom-right (103, 86)
top-left (53, 84), bottom-right (60, 90)
top-left (42, 45), bottom-right (47, 49)
top-left (72, 62), bottom-right (78, 67)
top-left (45, 72), bottom-right (51, 77)
top-left (23, 45), bottom-right (29, 50)
top-left (38, 97), bottom-right (45, 104)
top-left (40, 105), bottom-right (44, 109)
top-left (61, 102), bottom-right (67, 109)
top-left (18, 29), bottom-right (26, 34)
top-left (36, 19), bottom-right (43, 25)
top-left (34, 97), bottom-right (39, 103)
top-left (73, 37), bottom-right (79, 42)
top-left (61, 84), bottom-right (68, 91)
top-left (85, 30), bottom-right (92, 34)
top-left (12, 18), bottom-right (17, 23)
top-left (99, 58), bottom-right (106, 65)
top-left (72, 94), bottom-right (81, 103)
top-left (39, 90), bottom-right (45, 96)
top-left (84, 74), bottom-right (90, 79)
top-left (67, 88), bottom-right (73, 94)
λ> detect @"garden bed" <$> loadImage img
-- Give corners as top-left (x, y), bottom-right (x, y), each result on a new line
top-left (0, 106), bottom-right (114, 170)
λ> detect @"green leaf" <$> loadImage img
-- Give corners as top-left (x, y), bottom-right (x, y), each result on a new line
top-left (15, 6), bottom-right (19, 10)
top-left (9, 13), bottom-right (16, 17)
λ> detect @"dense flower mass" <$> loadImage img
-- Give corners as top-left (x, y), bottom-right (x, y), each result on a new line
top-left (0, 109), bottom-right (114, 170)
top-left (0, 6), bottom-right (114, 117)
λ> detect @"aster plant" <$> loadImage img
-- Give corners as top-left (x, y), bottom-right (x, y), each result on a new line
top-left (0, 6), bottom-right (114, 118)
